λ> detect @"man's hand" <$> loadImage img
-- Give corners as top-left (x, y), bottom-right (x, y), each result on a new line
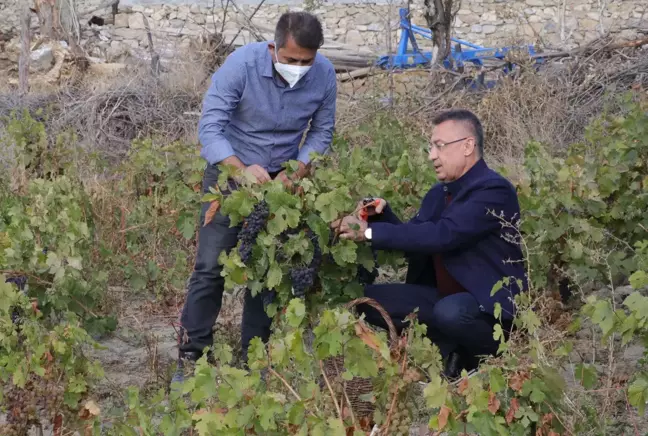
top-left (331, 215), bottom-right (369, 242)
top-left (356, 197), bottom-right (387, 219)
top-left (276, 171), bottom-right (294, 190)
top-left (276, 162), bottom-right (309, 190)
top-left (219, 157), bottom-right (270, 185)
top-left (244, 164), bottom-right (271, 184)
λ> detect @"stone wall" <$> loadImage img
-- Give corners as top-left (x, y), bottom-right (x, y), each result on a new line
top-left (1, 0), bottom-right (646, 63)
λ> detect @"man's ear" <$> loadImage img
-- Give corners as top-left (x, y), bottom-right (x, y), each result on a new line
top-left (464, 138), bottom-right (477, 156)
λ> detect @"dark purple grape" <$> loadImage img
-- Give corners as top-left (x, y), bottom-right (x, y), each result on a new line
top-left (5, 275), bottom-right (27, 292)
top-left (290, 266), bottom-right (316, 298)
top-left (306, 229), bottom-right (322, 270)
top-left (5, 276), bottom-right (27, 327)
top-left (262, 290), bottom-right (276, 308)
top-left (238, 201), bottom-right (270, 264)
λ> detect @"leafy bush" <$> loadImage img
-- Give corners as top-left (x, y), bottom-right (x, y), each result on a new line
top-left (0, 276), bottom-right (103, 436)
top-left (517, 95), bottom-right (648, 290)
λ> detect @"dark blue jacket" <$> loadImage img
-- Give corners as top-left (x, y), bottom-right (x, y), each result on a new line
top-left (368, 158), bottom-right (527, 320)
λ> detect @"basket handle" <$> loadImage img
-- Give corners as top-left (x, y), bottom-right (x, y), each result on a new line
top-left (344, 297), bottom-right (399, 347)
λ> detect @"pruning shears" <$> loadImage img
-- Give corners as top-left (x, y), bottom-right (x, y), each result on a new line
top-left (359, 197), bottom-right (380, 221)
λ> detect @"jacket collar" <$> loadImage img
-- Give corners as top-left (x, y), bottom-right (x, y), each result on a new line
top-left (443, 158), bottom-right (488, 195)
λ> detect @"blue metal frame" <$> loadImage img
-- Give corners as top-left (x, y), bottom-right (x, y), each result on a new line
top-left (376, 8), bottom-right (543, 75)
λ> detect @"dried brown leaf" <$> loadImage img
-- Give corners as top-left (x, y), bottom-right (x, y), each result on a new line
top-left (84, 400), bottom-right (101, 416)
top-left (438, 405), bottom-right (451, 430)
top-left (457, 377), bottom-right (469, 395)
top-left (506, 398), bottom-right (520, 424)
top-left (204, 200), bottom-right (221, 227)
top-left (354, 320), bottom-right (383, 354)
top-left (509, 371), bottom-right (529, 392)
top-left (488, 391), bottom-right (501, 414)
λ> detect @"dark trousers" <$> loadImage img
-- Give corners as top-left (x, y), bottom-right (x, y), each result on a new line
top-left (179, 164), bottom-right (272, 363)
top-left (359, 284), bottom-right (510, 365)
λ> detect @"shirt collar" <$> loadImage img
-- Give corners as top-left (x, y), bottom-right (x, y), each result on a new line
top-left (261, 42), bottom-right (274, 78)
top-left (443, 158), bottom-right (488, 195)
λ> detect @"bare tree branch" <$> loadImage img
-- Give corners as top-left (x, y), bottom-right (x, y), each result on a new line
top-left (424, 0), bottom-right (461, 67)
top-left (19, 3), bottom-right (32, 96)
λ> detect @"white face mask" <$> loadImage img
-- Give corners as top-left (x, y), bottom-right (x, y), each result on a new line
top-left (274, 47), bottom-right (312, 88)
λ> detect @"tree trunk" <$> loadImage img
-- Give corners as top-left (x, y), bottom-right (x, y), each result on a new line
top-left (34, 0), bottom-right (58, 39)
top-left (19, 3), bottom-right (32, 95)
top-left (424, 0), bottom-right (460, 67)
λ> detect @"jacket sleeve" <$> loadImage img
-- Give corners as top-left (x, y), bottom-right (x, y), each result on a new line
top-left (198, 49), bottom-right (247, 165)
top-left (369, 182), bottom-right (518, 254)
top-left (368, 203), bottom-right (402, 225)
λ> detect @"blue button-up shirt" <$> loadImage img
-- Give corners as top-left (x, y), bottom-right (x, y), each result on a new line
top-left (198, 41), bottom-right (337, 173)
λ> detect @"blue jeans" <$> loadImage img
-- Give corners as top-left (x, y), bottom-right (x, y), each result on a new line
top-left (360, 284), bottom-right (509, 362)
top-left (179, 164), bottom-right (272, 363)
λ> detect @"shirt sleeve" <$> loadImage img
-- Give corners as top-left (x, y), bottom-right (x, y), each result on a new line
top-left (369, 183), bottom-right (518, 254)
top-left (198, 49), bottom-right (247, 165)
top-left (297, 65), bottom-right (337, 165)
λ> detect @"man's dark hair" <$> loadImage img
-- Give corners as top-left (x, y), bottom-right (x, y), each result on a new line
top-left (432, 109), bottom-right (485, 156)
top-left (275, 11), bottom-right (324, 50)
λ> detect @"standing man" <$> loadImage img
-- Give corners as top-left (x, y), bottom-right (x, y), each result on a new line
top-left (332, 109), bottom-right (526, 380)
top-left (174, 11), bottom-right (336, 384)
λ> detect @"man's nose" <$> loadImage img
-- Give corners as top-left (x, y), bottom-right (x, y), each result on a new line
top-left (429, 146), bottom-right (438, 160)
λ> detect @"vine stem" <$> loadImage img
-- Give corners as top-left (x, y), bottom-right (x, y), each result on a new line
top-left (319, 360), bottom-right (344, 427)
top-left (332, 357), bottom-right (358, 430)
top-left (381, 337), bottom-right (409, 433)
top-left (623, 387), bottom-right (641, 436)
top-left (268, 367), bottom-right (302, 402)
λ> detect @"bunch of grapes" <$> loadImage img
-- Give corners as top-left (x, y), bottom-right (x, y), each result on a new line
top-left (289, 230), bottom-right (322, 298)
top-left (261, 290), bottom-right (277, 308)
top-left (238, 201), bottom-right (270, 264)
top-left (388, 398), bottom-right (413, 435)
top-left (5, 275), bottom-right (27, 290)
top-left (5, 275), bottom-right (27, 326)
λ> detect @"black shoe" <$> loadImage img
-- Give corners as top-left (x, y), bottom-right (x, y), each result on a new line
top-left (442, 351), bottom-right (463, 381)
top-left (170, 351), bottom-right (202, 388)
top-left (443, 351), bottom-right (480, 385)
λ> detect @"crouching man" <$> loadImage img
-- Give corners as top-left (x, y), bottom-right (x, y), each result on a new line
top-left (332, 109), bottom-right (527, 379)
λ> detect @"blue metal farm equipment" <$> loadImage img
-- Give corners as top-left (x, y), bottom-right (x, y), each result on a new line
top-left (376, 8), bottom-right (544, 86)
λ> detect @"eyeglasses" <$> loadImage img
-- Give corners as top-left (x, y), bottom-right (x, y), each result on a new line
top-left (427, 136), bottom-right (471, 153)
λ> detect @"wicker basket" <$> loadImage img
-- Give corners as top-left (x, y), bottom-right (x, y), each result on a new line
top-left (319, 297), bottom-right (398, 420)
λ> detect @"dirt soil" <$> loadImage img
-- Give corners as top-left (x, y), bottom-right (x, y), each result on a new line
top-left (89, 287), bottom-right (245, 415)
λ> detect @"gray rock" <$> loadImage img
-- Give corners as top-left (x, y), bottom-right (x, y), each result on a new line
top-left (114, 13), bottom-right (130, 28)
top-left (623, 344), bottom-right (645, 361)
top-left (30, 46), bottom-right (54, 72)
top-left (345, 29), bottom-right (364, 45)
top-left (483, 24), bottom-right (497, 34)
top-left (112, 28), bottom-right (144, 39)
top-left (129, 13), bottom-right (147, 30)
